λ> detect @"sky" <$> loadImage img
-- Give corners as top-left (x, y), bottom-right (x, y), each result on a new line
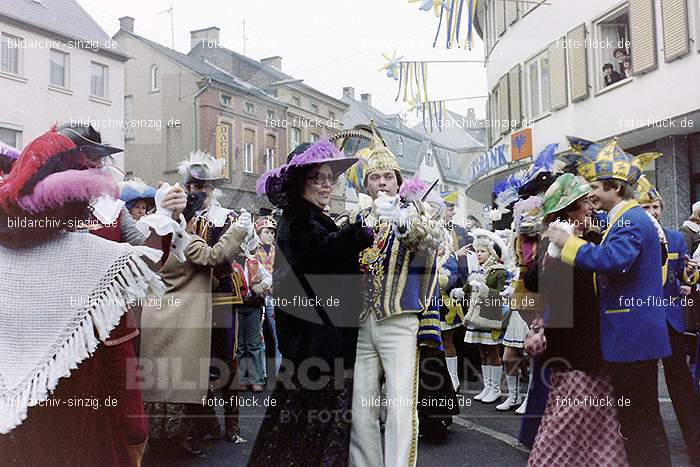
top-left (77, 0), bottom-right (488, 124)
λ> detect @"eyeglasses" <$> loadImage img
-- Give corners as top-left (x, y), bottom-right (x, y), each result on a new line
top-left (307, 173), bottom-right (338, 186)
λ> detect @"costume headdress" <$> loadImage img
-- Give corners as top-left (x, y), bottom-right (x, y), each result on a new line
top-left (559, 136), bottom-right (659, 184)
top-left (119, 178), bottom-right (156, 210)
top-left (518, 143), bottom-right (563, 196)
top-left (636, 174), bottom-right (662, 205)
top-left (513, 195), bottom-right (544, 236)
top-left (178, 150), bottom-right (227, 187)
top-left (541, 173), bottom-right (591, 222)
top-left (441, 190), bottom-right (458, 207)
top-left (0, 142), bottom-right (20, 176)
top-left (0, 125), bottom-right (119, 219)
top-left (399, 174), bottom-right (445, 218)
top-left (471, 227), bottom-right (508, 260)
top-left (255, 216), bottom-right (277, 232)
top-left (490, 173), bottom-right (523, 221)
top-left (256, 138), bottom-right (358, 208)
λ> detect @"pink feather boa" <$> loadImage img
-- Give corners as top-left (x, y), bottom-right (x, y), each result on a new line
top-left (18, 169), bottom-right (118, 213)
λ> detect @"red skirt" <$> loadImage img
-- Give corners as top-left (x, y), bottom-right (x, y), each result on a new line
top-left (528, 369), bottom-right (628, 467)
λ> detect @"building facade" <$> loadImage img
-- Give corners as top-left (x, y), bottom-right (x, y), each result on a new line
top-left (0, 0), bottom-right (127, 165)
top-left (473, 0), bottom-right (700, 227)
top-left (114, 19), bottom-right (287, 211)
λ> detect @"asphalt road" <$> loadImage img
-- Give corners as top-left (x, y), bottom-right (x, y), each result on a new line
top-left (143, 366), bottom-right (694, 467)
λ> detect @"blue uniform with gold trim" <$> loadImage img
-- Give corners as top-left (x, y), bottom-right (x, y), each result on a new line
top-left (562, 200), bottom-right (671, 362)
top-left (664, 228), bottom-right (699, 333)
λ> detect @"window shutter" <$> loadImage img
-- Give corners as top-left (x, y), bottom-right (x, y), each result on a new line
top-left (629, 0), bottom-right (658, 74)
top-left (567, 24), bottom-right (589, 102)
top-left (506, 0), bottom-right (518, 26)
top-left (508, 65), bottom-right (521, 129)
top-left (496, 0), bottom-right (506, 36)
top-left (548, 38), bottom-right (568, 111)
top-left (486, 95), bottom-right (493, 146)
top-left (661, 0), bottom-right (689, 62)
top-left (499, 75), bottom-right (510, 135)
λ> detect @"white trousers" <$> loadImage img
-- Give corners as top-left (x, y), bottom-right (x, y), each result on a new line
top-left (350, 313), bottom-right (420, 467)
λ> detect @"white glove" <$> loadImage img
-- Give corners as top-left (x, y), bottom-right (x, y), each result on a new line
top-left (450, 288), bottom-right (465, 301)
top-left (235, 209), bottom-right (254, 237)
top-left (375, 192), bottom-right (408, 228)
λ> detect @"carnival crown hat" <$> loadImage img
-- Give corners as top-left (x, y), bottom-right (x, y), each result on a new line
top-left (255, 216), bottom-right (277, 232)
top-left (119, 178), bottom-right (157, 210)
top-left (558, 136), bottom-right (660, 184)
top-left (256, 138), bottom-right (358, 208)
top-left (636, 174), bottom-right (662, 205)
top-left (178, 150), bottom-right (227, 187)
top-left (541, 173), bottom-right (591, 221)
top-left (0, 125), bottom-right (119, 217)
top-left (359, 122), bottom-right (402, 184)
top-left (441, 190), bottom-right (458, 207)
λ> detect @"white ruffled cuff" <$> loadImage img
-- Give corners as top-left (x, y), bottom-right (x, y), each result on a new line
top-left (136, 213), bottom-right (192, 263)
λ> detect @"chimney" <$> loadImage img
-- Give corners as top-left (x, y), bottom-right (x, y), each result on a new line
top-left (360, 93), bottom-right (372, 107)
top-left (261, 56), bottom-right (282, 71)
top-left (190, 27), bottom-right (220, 50)
top-left (119, 16), bottom-right (134, 33)
top-left (342, 86), bottom-right (355, 100)
top-left (467, 108), bottom-right (476, 120)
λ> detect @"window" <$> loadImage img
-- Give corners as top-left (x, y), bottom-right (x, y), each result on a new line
top-left (49, 49), bottom-right (68, 88)
top-left (445, 152), bottom-right (451, 169)
top-left (594, 6), bottom-right (631, 91)
top-left (90, 62), bottom-right (108, 98)
top-left (292, 96), bottom-right (301, 106)
top-left (244, 143), bottom-right (254, 173)
top-left (310, 132), bottom-right (319, 142)
top-left (426, 146), bottom-right (434, 167)
top-left (124, 96), bottom-right (134, 140)
top-left (265, 135), bottom-right (276, 172)
top-left (220, 94), bottom-right (232, 107)
top-left (290, 127), bottom-right (301, 150)
top-left (329, 111), bottom-right (336, 121)
top-left (398, 136), bottom-right (404, 157)
top-left (150, 65), bottom-right (159, 92)
top-left (0, 127), bottom-right (21, 148)
top-left (1, 33), bottom-right (21, 75)
top-left (244, 128), bottom-right (255, 173)
top-left (245, 103), bottom-right (255, 114)
top-left (311, 103), bottom-right (319, 114)
top-left (267, 110), bottom-right (275, 121)
top-left (525, 50), bottom-right (550, 119)
top-left (486, 0), bottom-right (497, 52)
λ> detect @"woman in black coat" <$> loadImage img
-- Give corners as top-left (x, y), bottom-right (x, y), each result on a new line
top-left (249, 141), bottom-right (373, 467)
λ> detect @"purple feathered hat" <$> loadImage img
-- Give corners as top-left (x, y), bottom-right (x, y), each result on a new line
top-left (256, 139), bottom-right (358, 208)
top-left (0, 141), bottom-right (20, 176)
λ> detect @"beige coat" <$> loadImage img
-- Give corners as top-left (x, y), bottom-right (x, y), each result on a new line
top-left (140, 225), bottom-right (247, 404)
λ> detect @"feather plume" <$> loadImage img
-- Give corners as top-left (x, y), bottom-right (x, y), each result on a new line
top-left (18, 169), bottom-right (118, 213)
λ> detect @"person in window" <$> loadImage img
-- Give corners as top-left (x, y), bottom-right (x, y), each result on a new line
top-left (603, 63), bottom-right (623, 87)
top-left (622, 59), bottom-right (632, 78)
top-left (613, 47), bottom-right (630, 76)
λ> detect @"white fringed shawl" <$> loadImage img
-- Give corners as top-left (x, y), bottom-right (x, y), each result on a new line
top-left (0, 232), bottom-right (164, 434)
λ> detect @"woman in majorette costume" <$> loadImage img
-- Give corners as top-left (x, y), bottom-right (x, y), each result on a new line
top-left (457, 229), bottom-right (510, 404)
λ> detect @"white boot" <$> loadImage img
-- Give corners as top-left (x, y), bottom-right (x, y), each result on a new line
top-left (473, 365), bottom-right (490, 400)
top-left (515, 370), bottom-right (532, 415)
top-left (446, 357), bottom-right (460, 392)
top-left (482, 366), bottom-right (502, 403)
top-left (496, 375), bottom-right (519, 411)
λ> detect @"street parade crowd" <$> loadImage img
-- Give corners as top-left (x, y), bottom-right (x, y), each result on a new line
top-left (2, 120), bottom-right (700, 467)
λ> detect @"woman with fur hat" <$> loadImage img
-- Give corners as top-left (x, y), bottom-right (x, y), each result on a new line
top-left (455, 229), bottom-right (509, 404)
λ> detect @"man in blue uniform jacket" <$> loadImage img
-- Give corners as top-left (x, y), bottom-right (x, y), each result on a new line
top-left (550, 136), bottom-right (672, 467)
top-left (639, 177), bottom-right (700, 464)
